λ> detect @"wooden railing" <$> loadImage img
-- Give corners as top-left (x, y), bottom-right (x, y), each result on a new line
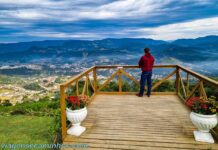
top-left (60, 65), bottom-right (218, 141)
top-left (176, 65), bottom-right (218, 101)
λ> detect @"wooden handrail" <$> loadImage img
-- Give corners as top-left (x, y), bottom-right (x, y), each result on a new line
top-left (177, 65), bottom-right (218, 88)
top-left (61, 66), bottom-right (95, 87)
top-left (95, 64), bottom-right (177, 69)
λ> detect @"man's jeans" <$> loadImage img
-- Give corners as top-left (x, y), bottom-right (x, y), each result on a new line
top-left (139, 71), bottom-right (152, 95)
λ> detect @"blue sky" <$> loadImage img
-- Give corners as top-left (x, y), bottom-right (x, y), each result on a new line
top-left (0, 0), bottom-right (218, 43)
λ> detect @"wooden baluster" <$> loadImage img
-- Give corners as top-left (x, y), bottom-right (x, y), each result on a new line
top-left (200, 81), bottom-right (208, 101)
top-left (199, 82), bottom-right (204, 99)
top-left (76, 80), bottom-right (79, 96)
top-left (186, 81), bottom-right (200, 100)
top-left (121, 69), bottom-right (139, 85)
top-left (82, 77), bottom-right (87, 95)
top-left (87, 76), bottom-right (94, 92)
top-left (60, 85), bottom-right (67, 140)
top-left (118, 67), bottom-right (123, 93)
top-left (186, 73), bottom-right (189, 96)
top-left (86, 75), bottom-right (89, 96)
top-left (152, 69), bottom-right (177, 91)
top-left (93, 67), bottom-right (97, 93)
top-left (98, 70), bottom-right (119, 91)
top-left (176, 67), bottom-right (180, 95)
top-left (178, 72), bottom-right (186, 98)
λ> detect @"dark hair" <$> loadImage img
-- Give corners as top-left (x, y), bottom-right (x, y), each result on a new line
top-left (144, 48), bottom-right (150, 53)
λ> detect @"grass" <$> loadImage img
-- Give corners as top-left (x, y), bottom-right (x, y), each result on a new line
top-left (0, 97), bottom-right (61, 149)
top-left (0, 97), bottom-right (59, 116)
top-left (0, 115), bottom-right (54, 145)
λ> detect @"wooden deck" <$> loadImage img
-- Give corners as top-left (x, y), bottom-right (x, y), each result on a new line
top-left (63, 94), bottom-right (218, 150)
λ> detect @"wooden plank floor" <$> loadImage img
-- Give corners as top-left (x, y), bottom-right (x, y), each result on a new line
top-left (63, 94), bottom-right (218, 150)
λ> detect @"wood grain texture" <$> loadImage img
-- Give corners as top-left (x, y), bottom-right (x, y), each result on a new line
top-left (186, 73), bottom-right (190, 96)
top-left (178, 72), bottom-right (187, 98)
top-left (95, 65), bottom-right (177, 69)
top-left (60, 85), bottom-right (67, 140)
top-left (118, 69), bottom-right (122, 93)
top-left (93, 68), bottom-right (97, 92)
top-left (62, 94), bottom-right (218, 150)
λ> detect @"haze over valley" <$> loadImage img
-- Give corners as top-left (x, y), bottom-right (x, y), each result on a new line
top-left (1, 35), bottom-right (218, 77)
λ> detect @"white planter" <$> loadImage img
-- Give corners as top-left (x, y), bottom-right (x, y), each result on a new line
top-left (190, 112), bottom-right (217, 143)
top-left (66, 107), bottom-right (87, 136)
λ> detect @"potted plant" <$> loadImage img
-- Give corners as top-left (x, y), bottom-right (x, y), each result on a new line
top-left (66, 95), bottom-right (88, 136)
top-left (186, 96), bottom-right (218, 143)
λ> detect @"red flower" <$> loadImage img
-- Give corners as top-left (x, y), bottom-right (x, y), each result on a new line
top-left (185, 97), bottom-right (204, 107)
top-left (67, 96), bottom-right (79, 104)
top-left (203, 104), bottom-right (208, 110)
top-left (66, 95), bottom-right (89, 110)
top-left (185, 97), bottom-right (198, 107)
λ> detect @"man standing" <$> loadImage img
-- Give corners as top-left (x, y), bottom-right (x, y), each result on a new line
top-left (137, 48), bottom-right (155, 97)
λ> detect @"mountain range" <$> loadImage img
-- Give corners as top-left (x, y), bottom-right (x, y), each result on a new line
top-left (0, 35), bottom-right (218, 76)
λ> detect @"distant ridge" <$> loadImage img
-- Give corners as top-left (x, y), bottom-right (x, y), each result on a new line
top-left (1, 35), bottom-right (218, 53)
top-left (172, 35), bottom-right (218, 46)
top-left (0, 38), bottom-right (167, 53)
top-left (0, 35), bottom-right (218, 65)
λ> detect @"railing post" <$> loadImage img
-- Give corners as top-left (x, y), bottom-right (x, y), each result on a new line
top-left (200, 81), bottom-right (208, 101)
top-left (176, 66), bottom-right (180, 95)
top-left (118, 67), bottom-right (123, 93)
top-left (86, 75), bottom-right (89, 96)
top-left (76, 80), bottom-right (79, 96)
top-left (186, 73), bottom-right (189, 96)
top-left (82, 77), bottom-right (87, 95)
top-left (60, 85), bottom-right (67, 141)
top-left (93, 67), bottom-right (97, 93)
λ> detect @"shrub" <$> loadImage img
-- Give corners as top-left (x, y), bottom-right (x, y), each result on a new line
top-left (1, 100), bottom-right (13, 106)
top-left (0, 96), bottom-right (60, 117)
top-left (39, 96), bottom-right (50, 101)
top-left (10, 109), bottom-right (27, 115)
top-left (23, 82), bottom-right (44, 91)
top-left (49, 108), bottom-right (62, 143)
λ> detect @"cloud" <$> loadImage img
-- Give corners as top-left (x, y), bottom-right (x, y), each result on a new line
top-left (93, 0), bottom-right (169, 19)
top-left (0, 0), bottom-right (217, 42)
top-left (130, 17), bottom-right (218, 40)
top-left (0, 0), bottom-right (171, 21)
top-left (13, 10), bottom-right (49, 20)
top-left (0, 0), bottom-right (215, 22)
top-left (11, 17), bottom-right (218, 41)
top-left (14, 30), bottom-right (102, 39)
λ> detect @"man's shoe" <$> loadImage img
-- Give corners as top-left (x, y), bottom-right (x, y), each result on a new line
top-left (136, 93), bottom-right (143, 97)
top-left (146, 94), bottom-right (150, 97)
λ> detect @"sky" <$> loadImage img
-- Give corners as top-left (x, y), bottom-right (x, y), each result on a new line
top-left (0, 0), bottom-right (218, 43)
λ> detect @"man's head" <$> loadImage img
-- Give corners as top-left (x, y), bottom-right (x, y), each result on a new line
top-left (144, 48), bottom-right (150, 54)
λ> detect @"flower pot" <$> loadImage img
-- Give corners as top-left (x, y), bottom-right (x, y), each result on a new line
top-left (190, 112), bottom-right (218, 143)
top-left (66, 107), bottom-right (87, 136)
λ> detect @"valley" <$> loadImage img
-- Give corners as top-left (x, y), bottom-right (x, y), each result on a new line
top-left (0, 35), bottom-right (218, 104)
